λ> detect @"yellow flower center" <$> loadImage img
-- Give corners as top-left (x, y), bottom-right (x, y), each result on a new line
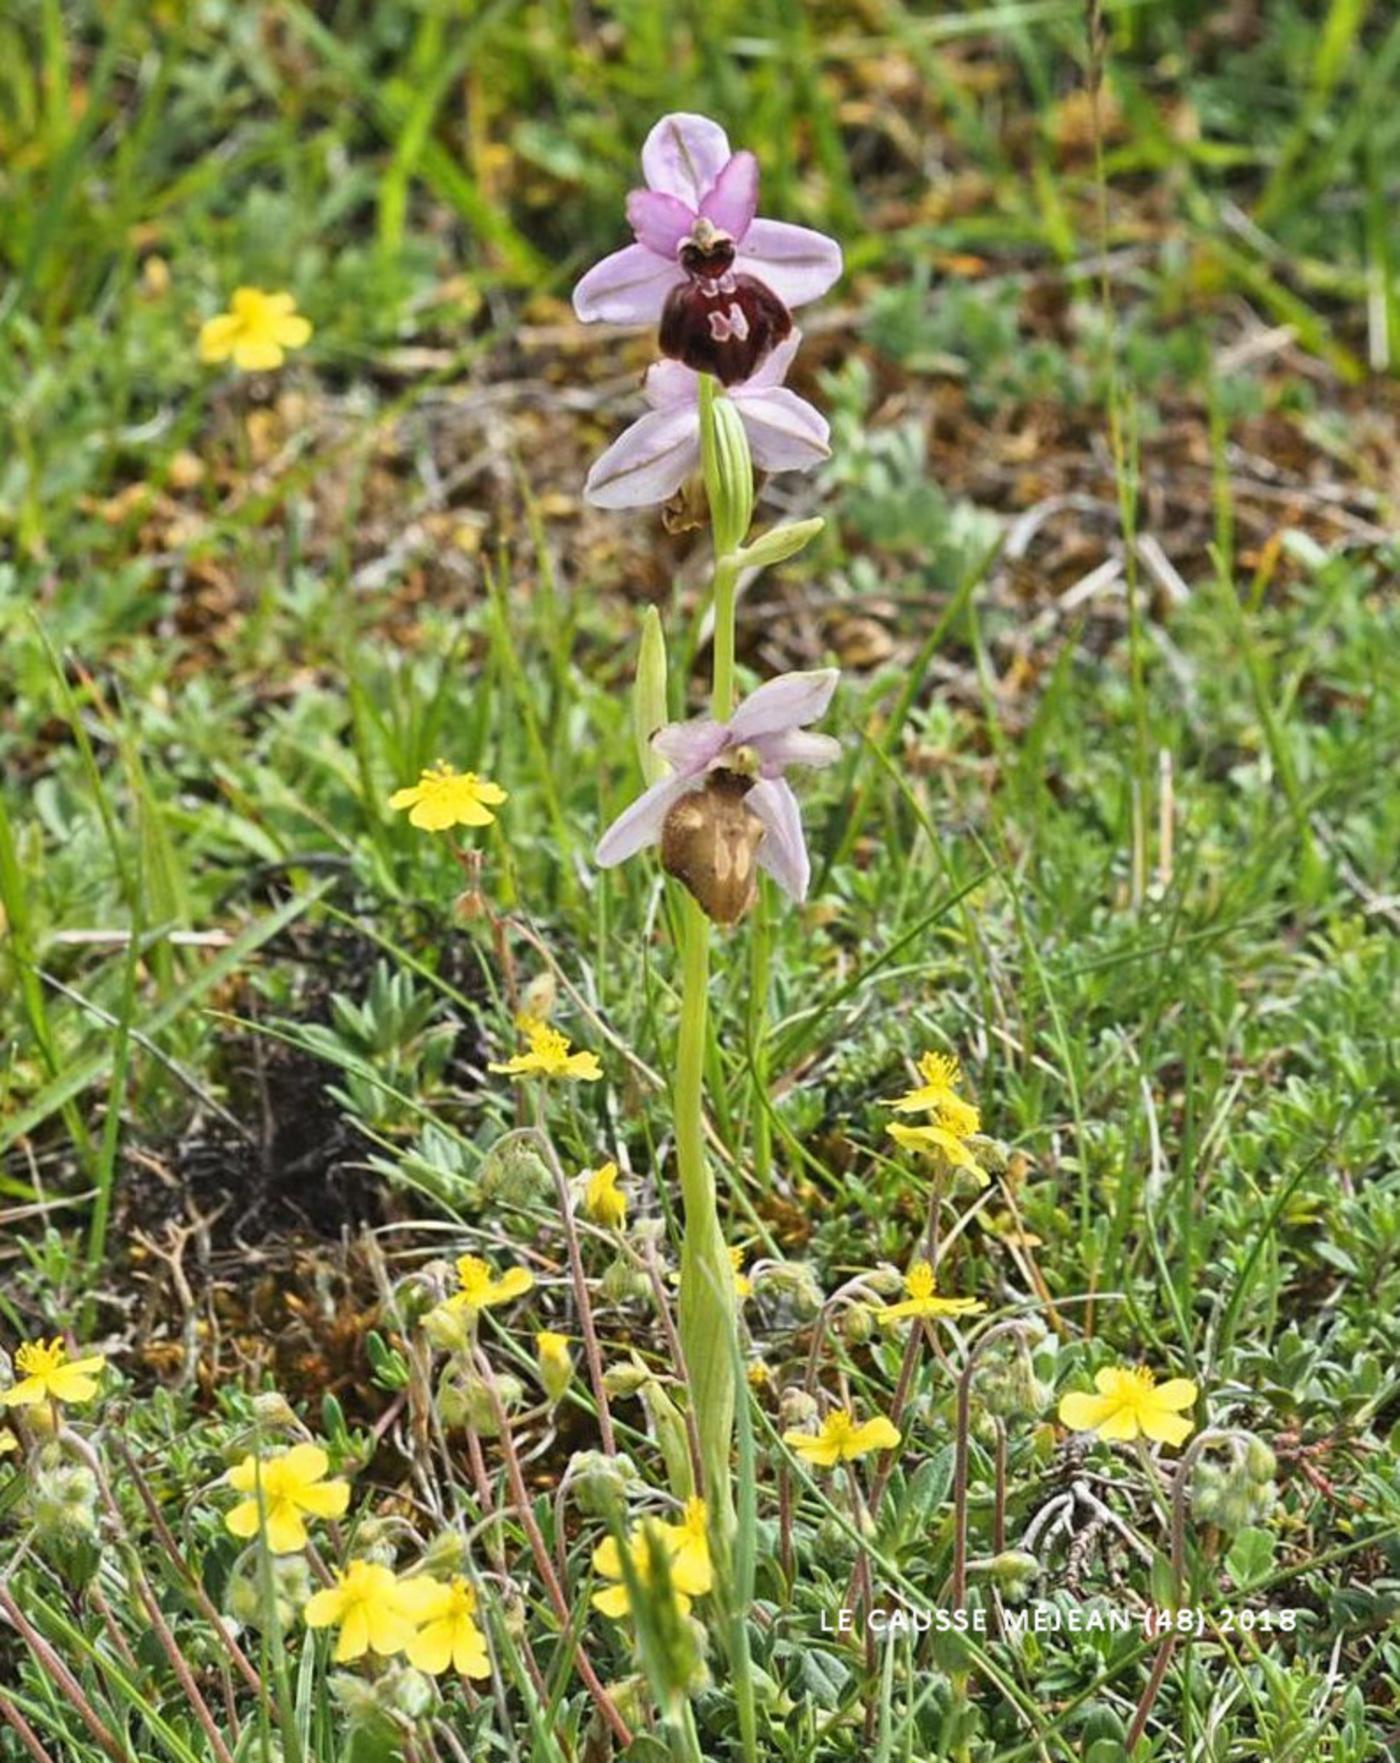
top-left (15, 1340), bottom-right (67, 1378)
top-left (905, 1262), bottom-right (936, 1300)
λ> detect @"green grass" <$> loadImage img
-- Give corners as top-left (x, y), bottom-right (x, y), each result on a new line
top-left (2, 2), bottom-right (1399, 1760)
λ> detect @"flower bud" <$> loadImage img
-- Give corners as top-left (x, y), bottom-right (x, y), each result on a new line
top-left (985, 1550), bottom-right (1040, 1600)
top-left (601, 1256), bottom-right (652, 1306)
top-left (420, 1530), bottom-right (470, 1578)
top-left (700, 387), bottom-right (754, 557)
top-left (479, 1140), bottom-right (552, 1207)
top-left (780, 1387), bottom-right (819, 1429)
top-left (251, 1391), bottom-right (297, 1429)
top-left (634, 607), bottom-right (670, 786)
top-left (735, 516), bottom-right (825, 572)
top-left (603, 1360), bottom-right (652, 1400)
top-left (841, 1301), bottom-right (875, 1345)
top-left (518, 972), bottom-right (557, 1025)
top-left (421, 1303), bottom-right (473, 1354)
top-left (437, 1368), bottom-right (522, 1435)
top-left (1245, 1438), bottom-right (1277, 1483)
top-left (638, 1378), bottom-right (695, 1504)
top-left (754, 1259), bottom-right (824, 1321)
top-left (227, 1553), bottom-right (312, 1632)
top-left (386, 1664), bottom-right (435, 1720)
top-left (535, 1332), bottom-right (574, 1405)
top-left (568, 1449), bottom-right (638, 1516)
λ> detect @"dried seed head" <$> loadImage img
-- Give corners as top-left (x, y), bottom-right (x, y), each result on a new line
top-left (660, 770), bottom-right (764, 926)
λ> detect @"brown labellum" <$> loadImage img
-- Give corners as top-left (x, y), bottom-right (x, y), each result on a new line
top-left (660, 770), bottom-right (765, 926)
top-left (660, 271), bottom-right (792, 386)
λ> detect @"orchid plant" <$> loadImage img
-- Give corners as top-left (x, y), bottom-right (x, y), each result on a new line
top-left (574, 110), bottom-right (842, 1734)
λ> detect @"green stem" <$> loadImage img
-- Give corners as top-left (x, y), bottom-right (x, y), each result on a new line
top-left (674, 892), bottom-right (737, 1549)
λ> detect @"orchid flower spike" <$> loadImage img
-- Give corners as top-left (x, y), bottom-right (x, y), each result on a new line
top-left (573, 112), bottom-right (843, 385)
top-left (596, 669), bottom-right (840, 920)
top-left (585, 333), bottom-right (828, 510)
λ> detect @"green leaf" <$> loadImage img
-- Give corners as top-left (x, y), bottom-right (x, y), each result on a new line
top-left (1225, 1526), bottom-right (1276, 1590)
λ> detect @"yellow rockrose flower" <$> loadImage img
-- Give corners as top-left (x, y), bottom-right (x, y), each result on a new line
top-left (729, 1246), bottom-right (753, 1300)
top-left (887, 1050), bottom-right (981, 1137)
top-left (404, 1576), bottom-right (490, 1678)
top-left (489, 1019), bottom-right (602, 1082)
top-left (449, 1255), bottom-right (534, 1316)
top-left (2, 1339), bottom-right (107, 1409)
top-left (783, 1406), bottom-right (901, 1469)
top-left (198, 288), bottom-right (311, 371)
top-left (591, 1496), bottom-right (712, 1620)
top-left (1058, 1365), bottom-right (1198, 1447)
top-left (879, 1260), bottom-right (985, 1324)
top-left (224, 1443), bottom-right (351, 1555)
top-left (303, 1560), bottom-right (441, 1663)
top-left (388, 763), bottom-right (507, 833)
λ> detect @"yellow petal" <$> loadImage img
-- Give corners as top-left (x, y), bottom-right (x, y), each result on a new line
top-left (1152, 1379), bottom-right (1198, 1411)
top-left (0, 1377), bottom-right (45, 1408)
top-left (335, 1604), bottom-right (370, 1662)
top-left (272, 314), bottom-right (312, 349)
top-left (197, 314), bottom-right (240, 362)
top-left (1140, 1407), bottom-right (1195, 1447)
top-left (395, 1575), bottom-right (450, 1621)
top-left (489, 1267), bottom-right (534, 1305)
top-left (592, 1537), bottom-right (623, 1580)
top-left (1094, 1405), bottom-right (1142, 1442)
top-left (1058, 1391), bottom-right (1116, 1433)
top-left (263, 1504), bottom-right (308, 1554)
top-left (847, 1417), bottom-right (901, 1458)
top-left (591, 1583), bottom-right (632, 1619)
top-left (232, 337), bottom-right (284, 372)
top-left (388, 784), bottom-right (424, 810)
top-left (46, 1368), bottom-right (101, 1403)
top-left (1093, 1366), bottom-right (1131, 1399)
top-left (454, 1629), bottom-right (491, 1678)
top-left (303, 1586), bottom-right (345, 1629)
top-left (224, 1499), bottom-right (262, 1539)
top-left (406, 1619), bottom-right (453, 1675)
top-left (282, 1443), bottom-right (330, 1484)
top-left (783, 1430), bottom-right (839, 1468)
top-left (295, 1479), bottom-right (350, 1520)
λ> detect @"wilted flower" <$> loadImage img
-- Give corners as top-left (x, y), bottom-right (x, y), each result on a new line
top-left (596, 668), bottom-right (840, 913)
top-left (303, 1560), bottom-right (441, 1663)
top-left (489, 1019), bottom-right (602, 1081)
top-left (1058, 1366), bottom-right (1198, 1447)
top-left (449, 1255), bottom-right (534, 1316)
top-left (403, 1576), bottom-right (490, 1678)
top-left (584, 335), bottom-right (828, 510)
top-left (591, 1496), bottom-right (713, 1620)
top-left (389, 763), bottom-right (507, 832)
top-left (225, 1444), bottom-right (351, 1554)
top-left (784, 1406), bottom-right (900, 1468)
top-left (198, 288), bottom-right (311, 371)
top-left (878, 1260), bottom-right (985, 1324)
top-left (887, 1051), bottom-right (981, 1137)
top-left (573, 113), bottom-right (842, 385)
top-left (2, 1340), bottom-right (106, 1409)
top-left (581, 1161), bottom-right (628, 1229)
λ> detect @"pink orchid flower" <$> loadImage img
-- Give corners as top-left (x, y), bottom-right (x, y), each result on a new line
top-left (584, 333), bottom-right (828, 509)
top-left (573, 112), bottom-right (842, 385)
top-left (596, 669), bottom-right (841, 904)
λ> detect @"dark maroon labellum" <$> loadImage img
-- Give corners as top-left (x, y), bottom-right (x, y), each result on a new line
top-left (660, 269), bottom-right (793, 387)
